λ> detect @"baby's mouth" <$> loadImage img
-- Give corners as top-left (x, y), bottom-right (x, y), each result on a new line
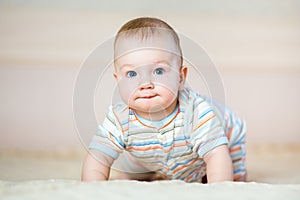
top-left (138, 94), bottom-right (158, 99)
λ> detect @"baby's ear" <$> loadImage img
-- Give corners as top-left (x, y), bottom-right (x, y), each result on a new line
top-left (113, 72), bottom-right (118, 80)
top-left (179, 66), bottom-right (188, 90)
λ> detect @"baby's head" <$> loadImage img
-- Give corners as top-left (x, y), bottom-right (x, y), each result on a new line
top-left (113, 17), bottom-right (187, 120)
top-left (114, 17), bottom-right (183, 66)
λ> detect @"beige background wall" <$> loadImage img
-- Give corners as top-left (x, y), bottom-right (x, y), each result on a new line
top-left (0, 1), bottom-right (300, 150)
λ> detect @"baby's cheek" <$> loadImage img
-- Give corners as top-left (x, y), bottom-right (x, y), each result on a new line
top-left (118, 81), bottom-right (138, 103)
top-left (155, 76), bottom-right (180, 94)
top-left (165, 89), bottom-right (178, 102)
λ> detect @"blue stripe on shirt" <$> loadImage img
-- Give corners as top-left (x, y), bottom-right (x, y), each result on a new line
top-left (89, 141), bottom-right (119, 159)
top-left (126, 136), bottom-right (189, 147)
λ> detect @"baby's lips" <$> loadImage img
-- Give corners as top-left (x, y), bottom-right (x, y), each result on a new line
top-left (139, 94), bottom-right (158, 99)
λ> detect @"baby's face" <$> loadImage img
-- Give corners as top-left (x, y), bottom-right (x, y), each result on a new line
top-left (114, 41), bottom-right (186, 120)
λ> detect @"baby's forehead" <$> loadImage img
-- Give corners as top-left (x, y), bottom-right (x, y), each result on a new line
top-left (114, 32), bottom-right (181, 59)
top-left (114, 50), bottom-right (181, 74)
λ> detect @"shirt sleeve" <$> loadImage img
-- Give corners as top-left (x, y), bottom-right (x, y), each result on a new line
top-left (223, 106), bottom-right (247, 178)
top-left (88, 105), bottom-right (125, 159)
top-left (190, 97), bottom-right (229, 158)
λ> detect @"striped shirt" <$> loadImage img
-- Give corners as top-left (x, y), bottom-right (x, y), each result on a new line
top-left (89, 87), bottom-right (246, 182)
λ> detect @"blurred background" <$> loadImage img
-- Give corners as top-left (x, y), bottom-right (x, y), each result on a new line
top-left (0, 0), bottom-right (299, 183)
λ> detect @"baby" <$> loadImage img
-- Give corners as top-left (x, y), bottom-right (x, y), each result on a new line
top-left (82, 17), bottom-right (246, 183)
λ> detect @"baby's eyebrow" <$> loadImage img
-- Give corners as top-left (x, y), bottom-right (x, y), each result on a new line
top-left (120, 64), bottom-right (135, 73)
top-left (121, 64), bottom-right (134, 68)
top-left (154, 60), bottom-right (171, 66)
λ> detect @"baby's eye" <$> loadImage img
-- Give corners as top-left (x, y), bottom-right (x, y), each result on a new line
top-left (126, 71), bottom-right (137, 78)
top-left (153, 68), bottom-right (165, 75)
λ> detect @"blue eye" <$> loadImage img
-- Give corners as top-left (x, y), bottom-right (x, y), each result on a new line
top-left (126, 71), bottom-right (137, 78)
top-left (154, 68), bottom-right (165, 75)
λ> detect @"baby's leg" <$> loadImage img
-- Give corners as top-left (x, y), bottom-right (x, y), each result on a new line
top-left (230, 144), bottom-right (247, 181)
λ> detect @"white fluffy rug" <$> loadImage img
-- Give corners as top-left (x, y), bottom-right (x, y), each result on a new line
top-left (1, 180), bottom-right (299, 200)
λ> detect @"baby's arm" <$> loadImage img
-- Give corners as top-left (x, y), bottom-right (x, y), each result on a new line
top-left (203, 144), bottom-right (233, 183)
top-left (82, 150), bottom-right (114, 181)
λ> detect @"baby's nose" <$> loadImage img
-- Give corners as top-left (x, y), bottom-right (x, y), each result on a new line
top-left (138, 71), bottom-right (154, 90)
top-left (139, 81), bottom-right (154, 90)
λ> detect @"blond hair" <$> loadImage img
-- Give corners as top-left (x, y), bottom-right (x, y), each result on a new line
top-left (114, 17), bottom-right (183, 65)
